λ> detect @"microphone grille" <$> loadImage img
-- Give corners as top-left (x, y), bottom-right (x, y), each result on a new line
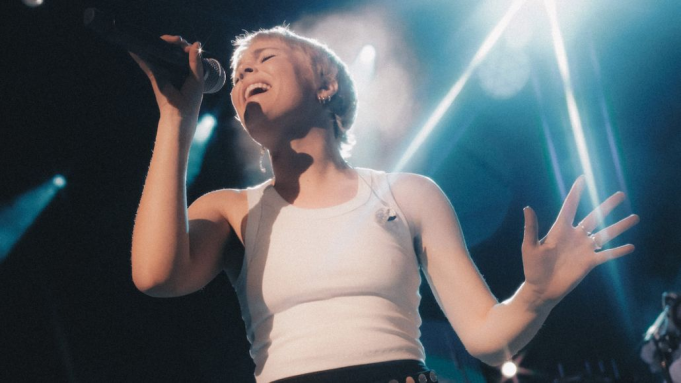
top-left (202, 58), bottom-right (226, 94)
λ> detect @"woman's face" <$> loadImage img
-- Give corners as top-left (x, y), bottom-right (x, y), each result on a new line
top-left (230, 38), bottom-right (320, 147)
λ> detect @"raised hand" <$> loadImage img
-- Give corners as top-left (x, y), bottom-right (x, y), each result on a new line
top-left (130, 35), bottom-right (204, 118)
top-left (521, 176), bottom-right (639, 305)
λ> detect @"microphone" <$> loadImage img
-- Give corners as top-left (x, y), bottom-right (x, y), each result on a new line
top-left (83, 8), bottom-right (226, 94)
top-left (644, 305), bottom-right (670, 342)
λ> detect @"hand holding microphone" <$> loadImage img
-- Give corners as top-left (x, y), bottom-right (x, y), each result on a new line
top-left (84, 8), bottom-right (226, 117)
top-left (129, 36), bottom-right (206, 118)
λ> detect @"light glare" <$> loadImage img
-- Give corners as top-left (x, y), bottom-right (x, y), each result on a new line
top-left (53, 175), bottom-right (66, 188)
top-left (501, 361), bottom-right (518, 378)
top-left (359, 45), bottom-right (376, 63)
top-left (22, 0), bottom-right (44, 7)
top-left (393, 0), bottom-right (528, 172)
top-left (544, 0), bottom-right (600, 209)
top-left (195, 114), bottom-right (217, 143)
top-left (0, 176), bottom-right (62, 261)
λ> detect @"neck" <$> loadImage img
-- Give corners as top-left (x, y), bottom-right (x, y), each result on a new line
top-left (267, 127), bottom-right (355, 206)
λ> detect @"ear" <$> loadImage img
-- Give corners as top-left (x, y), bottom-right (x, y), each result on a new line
top-left (317, 76), bottom-right (339, 101)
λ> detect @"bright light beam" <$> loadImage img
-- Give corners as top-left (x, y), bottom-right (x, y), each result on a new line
top-left (545, 0), bottom-right (631, 335)
top-left (589, 43), bottom-right (632, 212)
top-left (187, 114), bottom-right (217, 186)
top-left (0, 175), bottom-right (65, 262)
top-left (393, 0), bottom-right (527, 172)
top-left (531, 74), bottom-right (567, 199)
top-left (544, 0), bottom-right (600, 209)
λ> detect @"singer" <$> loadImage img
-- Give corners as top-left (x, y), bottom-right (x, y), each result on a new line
top-left (130, 27), bottom-right (639, 383)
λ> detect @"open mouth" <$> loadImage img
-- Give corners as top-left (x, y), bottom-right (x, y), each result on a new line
top-left (245, 82), bottom-right (271, 100)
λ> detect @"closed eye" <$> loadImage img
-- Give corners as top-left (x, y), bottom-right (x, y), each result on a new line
top-left (262, 55), bottom-right (276, 63)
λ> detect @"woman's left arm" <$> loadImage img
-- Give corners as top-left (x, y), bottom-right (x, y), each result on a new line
top-left (390, 174), bottom-right (639, 366)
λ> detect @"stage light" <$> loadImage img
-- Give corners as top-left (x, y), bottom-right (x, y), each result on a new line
top-left (501, 361), bottom-right (518, 378)
top-left (53, 175), bottom-right (66, 188)
top-left (0, 175), bottom-right (64, 262)
top-left (589, 43), bottom-right (632, 211)
top-left (293, 7), bottom-right (417, 169)
top-left (477, 46), bottom-right (530, 99)
top-left (359, 45), bottom-right (376, 64)
top-left (544, 0), bottom-right (600, 209)
top-left (350, 44), bottom-right (377, 91)
top-left (22, 0), bottom-right (44, 7)
top-left (393, 0), bottom-right (527, 172)
top-left (544, 0), bottom-right (632, 334)
top-left (187, 114), bottom-right (217, 186)
top-left (194, 114), bottom-right (217, 144)
top-left (531, 75), bottom-right (568, 199)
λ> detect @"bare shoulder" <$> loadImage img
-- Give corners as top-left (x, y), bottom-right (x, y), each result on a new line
top-left (387, 172), bottom-right (446, 203)
top-left (385, 172), bottom-right (451, 224)
top-left (191, 188), bottom-right (247, 206)
top-left (188, 189), bottom-right (248, 229)
top-left (190, 188), bottom-right (247, 212)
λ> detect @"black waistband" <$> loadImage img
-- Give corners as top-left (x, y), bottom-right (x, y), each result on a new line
top-left (272, 359), bottom-right (435, 383)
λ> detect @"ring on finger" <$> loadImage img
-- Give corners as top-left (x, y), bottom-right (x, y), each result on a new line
top-left (589, 234), bottom-right (602, 251)
top-left (578, 224), bottom-right (592, 236)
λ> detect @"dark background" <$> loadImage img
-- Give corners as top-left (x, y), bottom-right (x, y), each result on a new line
top-left (1, 0), bottom-right (680, 381)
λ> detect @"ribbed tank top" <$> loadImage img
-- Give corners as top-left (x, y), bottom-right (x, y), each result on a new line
top-left (234, 168), bottom-right (425, 382)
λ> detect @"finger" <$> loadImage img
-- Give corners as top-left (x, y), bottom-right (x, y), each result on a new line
top-left (578, 191), bottom-right (626, 233)
top-left (129, 52), bottom-right (150, 72)
top-left (188, 41), bottom-right (204, 84)
top-left (522, 206), bottom-right (539, 250)
top-left (593, 244), bottom-right (635, 266)
top-left (129, 52), bottom-right (163, 89)
top-left (557, 176), bottom-right (586, 225)
top-left (592, 214), bottom-right (640, 248)
top-left (160, 35), bottom-right (190, 47)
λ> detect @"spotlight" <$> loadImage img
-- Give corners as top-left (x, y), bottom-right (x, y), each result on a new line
top-left (53, 175), bottom-right (67, 188)
top-left (22, 0), bottom-right (44, 7)
top-left (1, 175), bottom-right (63, 261)
top-left (195, 114), bottom-right (217, 144)
top-left (187, 114), bottom-right (217, 185)
top-left (358, 45), bottom-right (376, 64)
top-left (501, 361), bottom-right (518, 378)
top-left (393, 0), bottom-right (527, 172)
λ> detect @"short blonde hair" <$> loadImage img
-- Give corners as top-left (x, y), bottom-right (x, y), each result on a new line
top-left (231, 26), bottom-right (358, 158)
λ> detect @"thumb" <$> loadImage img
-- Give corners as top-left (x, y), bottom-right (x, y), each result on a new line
top-left (523, 206), bottom-right (539, 250)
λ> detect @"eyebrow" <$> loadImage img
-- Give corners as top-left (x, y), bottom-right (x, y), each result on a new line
top-left (232, 46), bottom-right (284, 82)
top-left (245, 46), bottom-right (283, 60)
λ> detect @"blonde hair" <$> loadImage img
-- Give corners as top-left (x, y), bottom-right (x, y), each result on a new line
top-left (231, 26), bottom-right (358, 158)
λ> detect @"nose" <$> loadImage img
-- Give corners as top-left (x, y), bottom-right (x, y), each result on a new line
top-left (238, 66), bottom-right (255, 81)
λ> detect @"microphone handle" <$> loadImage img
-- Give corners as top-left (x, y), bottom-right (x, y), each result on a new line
top-left (84, 8), bottom-right (225, 93)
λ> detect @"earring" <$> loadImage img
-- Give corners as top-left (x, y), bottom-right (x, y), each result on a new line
top-left (259, 146), bottom-right (267, 174)
top-left (317, 95), bottom-right (331, 105)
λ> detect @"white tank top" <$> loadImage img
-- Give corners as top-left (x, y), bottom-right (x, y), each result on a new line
top-left (234, 168), bottom-right (425, 382)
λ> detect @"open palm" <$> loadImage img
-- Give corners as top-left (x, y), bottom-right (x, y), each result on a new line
top-left (521, 176), bottom-right (639, 304)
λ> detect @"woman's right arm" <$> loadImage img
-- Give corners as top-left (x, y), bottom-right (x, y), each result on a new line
top-left (129, 36), bottom-right (232, 297)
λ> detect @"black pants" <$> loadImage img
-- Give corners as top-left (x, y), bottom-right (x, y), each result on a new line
top-left (272, 359), bottom-right (438, 383)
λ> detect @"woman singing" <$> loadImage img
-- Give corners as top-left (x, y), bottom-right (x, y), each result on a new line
top-left (130, 26), bottom-right (639, 383)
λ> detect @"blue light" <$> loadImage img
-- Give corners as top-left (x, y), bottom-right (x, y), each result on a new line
top-left (195, 114), bottom-right (217, 144)
top-left (53, 175), bottom-right (67, 188)
top-left (393, 0), bottom-right (527, 172)
top-left (0, 176), bottom-right (63, 262)
top-left (187, 114), bottom-right (217, 186)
